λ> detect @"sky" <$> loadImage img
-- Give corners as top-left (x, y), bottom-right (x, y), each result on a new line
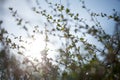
top-left (0, 0), bottom-right (120, 61)
top-left (0, 0), bottom-right (120, 35)
top-left (69, 0), bottom-right (120, 34)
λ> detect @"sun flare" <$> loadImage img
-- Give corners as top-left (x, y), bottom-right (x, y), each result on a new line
top-left (22, 34), bottom-right (56, 62)
top-left (24, 35), bottom-right (45, 61)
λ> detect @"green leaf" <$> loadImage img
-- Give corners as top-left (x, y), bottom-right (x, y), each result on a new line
top-left (57, 23), bottom-right (61, 27)
top-left (80, 38), bottom-right (84, 41)
top-left (9, 7), bottom-right (13, 10)
top-left (76, 13), bottom-right (79, 16)
top-left (109, 15), bottom-right (113, 19)
top-left (0, 20), bottom-right (3, 24)
top-left (66, 8), bottom-right (70, 13)
top-left (8, 38), bottom-right (11, 43)
top-left (12, 43), bottom-right (16, 48)
top-left (23, 26), bottom-right (28, 31)
top-left (61, 27), bottom-right (65, 31)
top-left (82, 6), bottom-right (85, 8)
top-left (62, 71), bottom-right (68, 78)
top-left (49, 16), bottom-right (52, 19)
top-left (61, 5), bottom-right (64, 10)
top-left (69, 13), bottom-right (74, 17)
top-left (18, 52), bottom-right (23, 55)
top-left (76, 54), bottom-right (82, 60)
top-left (21, 46), bottom-right (25, 49)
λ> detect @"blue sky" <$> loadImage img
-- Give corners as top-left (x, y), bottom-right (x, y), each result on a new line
top-left (64, 0), bottom-right (120, 34)
top-left (1, 0), bottom-right (120, 35)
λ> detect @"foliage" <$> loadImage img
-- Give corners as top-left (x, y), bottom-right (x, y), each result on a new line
top-left (0, 0), bottom-right (120, 80)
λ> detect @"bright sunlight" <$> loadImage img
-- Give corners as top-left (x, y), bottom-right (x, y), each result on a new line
top-left (21, 34), bottom-right (56, 62)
